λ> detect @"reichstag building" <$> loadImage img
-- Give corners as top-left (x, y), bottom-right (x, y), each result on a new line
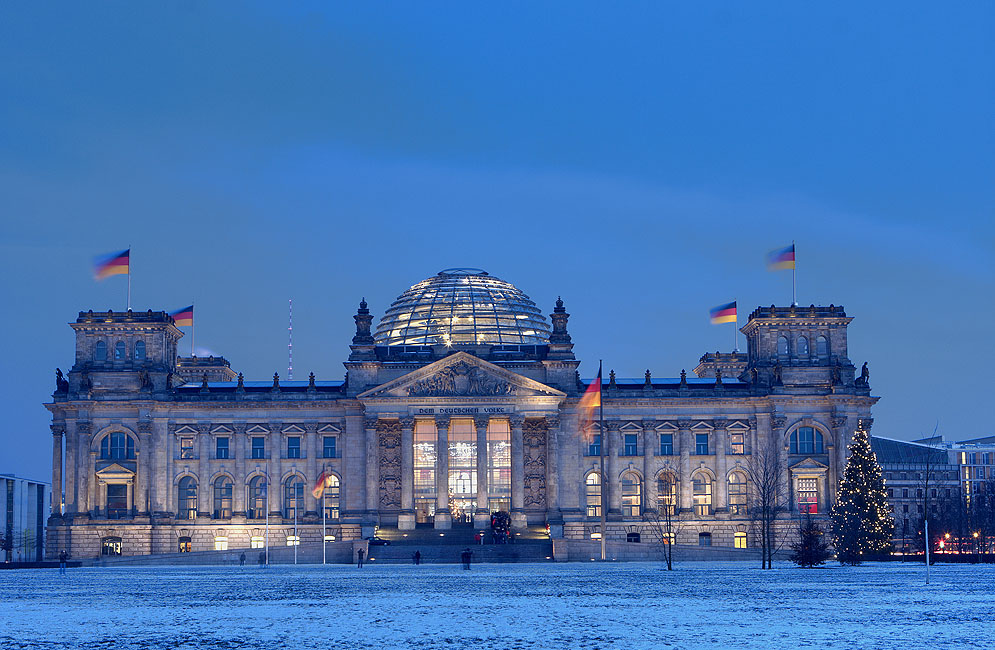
top-left (45, 268), bottom-right (876, 557)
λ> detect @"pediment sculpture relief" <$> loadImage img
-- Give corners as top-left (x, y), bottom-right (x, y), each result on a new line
top-left (406, 360), bottom-right (517, 397)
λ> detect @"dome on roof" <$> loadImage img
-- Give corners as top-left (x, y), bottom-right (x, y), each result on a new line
top-left (374, 269), bottom-right (551, 347)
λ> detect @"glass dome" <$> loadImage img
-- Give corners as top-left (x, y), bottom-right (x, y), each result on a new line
top-left (374, 268), bottom-right (551, 347)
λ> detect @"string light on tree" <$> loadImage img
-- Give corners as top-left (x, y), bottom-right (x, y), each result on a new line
top-left (831, 424), bottom-right (895, 565)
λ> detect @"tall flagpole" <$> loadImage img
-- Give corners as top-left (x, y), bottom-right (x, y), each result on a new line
top-left (265, 473), bottom-right (270, 566)
top-left (733, 300), bottom-right (739, 352)
top-left (294, 480), bottom-right (298, 565)
top-left (191, 301), bottom-right (195, 357)
top-left (598, 360), bottom-right (607, 562)
top-left (792, 240), bottom-right (797, 306)
top-left (127, 245), bottom-right (132, 311)
top-left (322, 473), bottom-right (327, 565)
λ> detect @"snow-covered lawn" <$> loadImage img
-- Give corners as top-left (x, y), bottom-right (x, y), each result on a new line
top-left (0, 561), bottom-right (990, 649)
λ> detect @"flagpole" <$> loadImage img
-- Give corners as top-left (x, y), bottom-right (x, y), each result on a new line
top-left (599, 360), bottom-right (607, 562)
top-left (191, 301), bottom-right (195, 357)
top-left (733, 300), bottom-right (738, 352)
top-left (294, 480), bottom-right (298, 565)
top-left (127, 245), bottom-right (132, 311)
top-left (792, 240), bottom-right (797, 306)
top-left (265, 473), bottom-right (270, 566)
top-left (322, 475), bottom-right (327, 565)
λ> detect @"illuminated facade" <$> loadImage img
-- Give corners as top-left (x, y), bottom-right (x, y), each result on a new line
top-left (45, 268), bottom-right (878, 558)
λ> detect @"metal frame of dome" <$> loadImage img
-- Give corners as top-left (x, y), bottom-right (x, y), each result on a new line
top-left (374, 268), bottom-right (551, 347)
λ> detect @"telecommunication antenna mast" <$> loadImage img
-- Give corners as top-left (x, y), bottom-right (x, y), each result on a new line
top-left (288, 298), bottom-right (294, 381)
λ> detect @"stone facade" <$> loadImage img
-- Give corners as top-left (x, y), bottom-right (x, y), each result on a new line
top-left (45, 272), bottom-right (877, 559)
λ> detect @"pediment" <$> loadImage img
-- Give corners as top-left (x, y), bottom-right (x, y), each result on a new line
top-left (789, 457), bottom-right (829, 472)
top-left (282, 424), bottom-right (306, 434)
top-left (358, 352), bottom-right (566, 400)
top-left (96, 463), bottom-right (135, 479)
top-left (174, 425), bottom-right (199, 435)
top-left (246, 425), bottom-right (270, 434)
top-left (317, 424), bottom-right (342, 434)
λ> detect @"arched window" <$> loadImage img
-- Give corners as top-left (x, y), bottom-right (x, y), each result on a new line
top-left (585, 473), bottom-right (602, 517)
top-left (177, 537), bottom-right (192, 553)
top-left (322, 474), bottom-right (341, 520)
top-left (101, 536), bottom-right (122, 556)
top-left (94, 340), bottom-right (107, 361)
top-left (247, 476), bottom-right (267, 519)
top-left (100, 432), bottom-right (135, 460)
top-left (213, 476), bottom-right (233, 519)
top-left (789, 427), bottom-right (825, 454)
top-left (620, 472), bottom-right (641, 517)
top-left (797, 336), bottom-right (809, 356)
top-left (816, 335), bottom-right (829, 359)
top-left (284, 476), bottom-right (304, 519)
top-left (177, 477), bottom-right (198, 520)
top-left (777, 336), bottom-right (789, 357)
top-left (657, 471), bottom-right (678, 515)
top-left (114, 341), bottom-right (126, 360)
top-left (728, 472), bottom-right (748, 515)
top-left (692, 474), bottom-right (712, 516)
top-left (134, 340), bottom-right (146, 361)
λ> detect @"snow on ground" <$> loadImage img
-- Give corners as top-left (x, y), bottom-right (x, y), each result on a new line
top-left (0, 561), bottom-right (992, 649)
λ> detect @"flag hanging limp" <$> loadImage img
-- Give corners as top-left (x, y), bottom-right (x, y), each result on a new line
top-left (93, 249), bottom-right (130, 280)
top-left (709, 301), bottom-right (737, 324)
top-left (766, 244), bottom-right (795, 270)
top-left (170, 305), bottom-right (194, 327)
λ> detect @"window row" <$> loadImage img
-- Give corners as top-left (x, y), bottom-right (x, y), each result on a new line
top-left (586, 431), bottom-right (748, 457)
top-left (176, 475), bottom-right (340, 520)
top-left (776, 334), bottom-right (830, 358)
top-left (177, 435), bottom-right (338, 460)
top-left (93, 339), bottom-right (147, 362)
top-left (583, 470), bottom-right (750, 518)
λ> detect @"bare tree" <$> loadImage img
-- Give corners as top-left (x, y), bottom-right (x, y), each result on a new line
top-left (644, 471), bottom-right (683, 570)
top-left (746, 433), bottom-right (789, 569)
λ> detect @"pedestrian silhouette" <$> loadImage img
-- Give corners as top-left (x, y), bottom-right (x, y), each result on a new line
top-left (357, 548), bottom-right (365, 568)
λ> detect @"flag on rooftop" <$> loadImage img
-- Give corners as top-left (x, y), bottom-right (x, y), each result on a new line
top-left (170, 305), bottom-right (194, 327)
top-left (709, 301), bottom-right (737, 324)
top-left (766, 243), bottom-right (796, 270)
top-left (578, 362), bottom-right (602, 436)
top-left (93, 248), bottom-right (130, 280)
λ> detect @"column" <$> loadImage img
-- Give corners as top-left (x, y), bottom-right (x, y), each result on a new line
top-left (197, 423), bottom-right (211, 518)
top-left (772, 416), bottom-right (790, 510)
top-left (434, 416), bottom-right (451, 529)
top-left (305, 423), bottom-right (319, 516)
top-left (63, 421), bottom-right (78, 515)
top-left (474, 415), bottom-right (489, 526)
top-left (678, 420), bottom-right (692, 512)
top-left (545, 415), bottom-right (561, 524)
top-left (398, 417), bottom-right (415, 530)
top-left (641, 421), bottom-right (655, 514)
top-left (714, 423), bottom-right (728, 512)
top-left (76, 421), bottom-right (93, 516)
top-left (87, 451), bottom-right (97, 517)
top-left (364, 417), bottom-right (379, 517)
top-left (51, 425), bottom-right (64, 517)
top-left (136, 420), bottom-right (151, 516)
top-left (164, 423), bottom-right (176, 515)
top-left (232, 423), bottom-right (247, 516)
top-left (510, 415), bottom-right (526, 528)
top-left (267, 423), bottom-right (281, 517)
top-left (605, 421), bottom-right (621, 516)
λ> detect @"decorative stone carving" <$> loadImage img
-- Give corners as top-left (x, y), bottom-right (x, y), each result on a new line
top-left (677, 419), bottom-right (692, 430)
top-left (509, 414), bottom-right (525, 428)
top-left (364, 417), bottom-right (379, 431)
top-left (398, 416), bottom-right (415, 430)
top-left (771, 415), bottom-right (787, 430)
top-left (522, 419), bottom-right (547, 509)
top-left (857, 418), bottom-right (873, 432)
top-left (831, 415), bottom-right (848, 429)
top-left (55, 368), bottom-right (69, 393)
top-left (377, 420), bottom-right (402, 509)
top-left (235, 373), bottom-right (245, 393)
top-left (137, 420), bottom-right (152, 435)
top-left (406, 360), bottom-right (516, 397)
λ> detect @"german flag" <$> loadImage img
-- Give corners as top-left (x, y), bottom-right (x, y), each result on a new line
top-left (170, 305), bottom-right (194, 327)
top-left (709, 301), bottom-right (737, 325)
top-left (93, 249), bottom-right (130, 280)
top-left (766, 243), bottom-right (795, 270)
top-left (312, 470), bottom-right (331, 498)
top-left (578, 362), bottom-right (602, 436)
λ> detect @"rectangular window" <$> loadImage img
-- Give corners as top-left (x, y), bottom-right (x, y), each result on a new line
top-left (215, 437), bottom-right (229, 460)
top-left (797, 478), bottom-right (818, 514)
top-left (322, 436), bottom-right (337, 459)
top-left (623, 434), bottom-right (638, 456)
top-left (214, 537), bottom-right (228, 551)
top-left (695, 433), bottom-right (709, 455)
top-left (730, 431), bottom-right (745, 455)
top-left (179, 437), bottom-right (195, 459)
top-left (887, 488), bottom-right (893, 498)
top-left (250, 536), bottom-right (264, 549)
top-left (902, 488), bottom-right (908, 498)
top-left (106, 484), bottom-right (128, 519)
top-left (413, 420), bottom-right (437, 513)
top-left (287, 436), bottom-right (301, 459)
top-left (588, 433), bottom-right (601, 457)
top-left (659, 433), bottom-right (673, 456)
top-left (487, 419), bottom-right (511, 503)
top-left (251, 437), bottom-right (265, 460)
top-left (734, 532), bottom-right (747, 549)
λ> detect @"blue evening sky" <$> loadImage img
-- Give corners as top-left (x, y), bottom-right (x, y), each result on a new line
top-left (1, 2), bottom-right (992, 482)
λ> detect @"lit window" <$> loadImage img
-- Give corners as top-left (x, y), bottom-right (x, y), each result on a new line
top-left (734, 532), bottom-right (747, 549)
top-left (623, 434), bottom-right (638, 456)
top-left (286, 535), bottom-right (300, 547)
top-left (177, 537), bottom-right (192, 553)
top-left (588, 433), bottom-right (602, 457)
top-left (101, 536), bottom-right (122, 556)
top-left (250, 536), bottom-right (265, 549)
top-left (693, 475), bottom-right (712, 516)
top-left (659, 433), bottom-right (673, 455)
top-left (620, 472), bottom-right (641, 516)
top-left (657, 472), bottom-right (678, 515)
top-left (797, 478), bottom-right (818, 513)
top-left (177, 477), bottom-right (198, 520)
top-left (213, 477), bottom-right (233, 519)
top-left (322, 474), bottom-right (340, 520)
top-left (214, 536), bottom-right (228, 551)
top-left (284, 477), bottom-right (304, 519)
top-left (586, 473), bottom-right (602, 517)
top-left (247, 476), bottom-right (267, 519)
top-left (179, 437), bottom-right (195, 459)
top-left (730, 430), bottom-right (745, 455)
top-left (728, 473), bottom-right (748, 515)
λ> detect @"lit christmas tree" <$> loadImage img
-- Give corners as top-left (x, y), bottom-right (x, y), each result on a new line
top-left (831, 426), bottom-right (895, 564)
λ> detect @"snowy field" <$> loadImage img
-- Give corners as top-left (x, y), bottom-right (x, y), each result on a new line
top-left (1, 561), bottom-right (992, 649)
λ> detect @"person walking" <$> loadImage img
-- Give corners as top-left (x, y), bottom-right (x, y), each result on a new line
top-left (357, 548), bottom-right (365, 568)
top-left (239, 552), bottom-right (246, 567)
top-left (413, 550), bottom-right (421, 565)
top-left (258, 551), bottom-right (265, 567)
top-left (58, 550), bottom-right (67, 576)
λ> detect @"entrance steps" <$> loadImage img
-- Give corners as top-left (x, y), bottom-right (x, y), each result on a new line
top-left (367, 525), bottom-right (554, 564)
